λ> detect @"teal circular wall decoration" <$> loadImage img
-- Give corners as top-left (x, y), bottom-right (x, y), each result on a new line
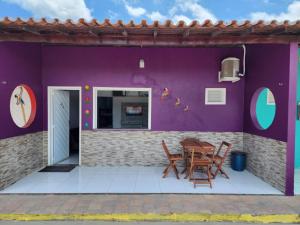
top-left (250, 87), bottom-right (276, 130)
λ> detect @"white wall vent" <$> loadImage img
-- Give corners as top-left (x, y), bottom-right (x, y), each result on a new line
top-left (205, 88), bottom-right (226, 105)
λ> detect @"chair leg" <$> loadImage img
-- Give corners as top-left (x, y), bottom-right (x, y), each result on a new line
top-left (207, 165), bottom-right (212, 188)
top-left (212, 162), bottom-right (222, 178)
top-left (184, 162), bottom-right (191, 179)
top-left (190, 166), bottom-right (196, 188)
top-left (163, 164), bottom-right (170, 174)
top-left (213, 163), bottom-right (229, 179)
top-left (171, 161), bottom-right (180, 179)
top-left (209, 166), bottom-right (214, 179)
top-left (220, 168), bottom-right (229, 179)
top-left (188, 165), bottom-right (194, 181)
top-left (181, 152), bottom-right (188, 174)
top-left (162, 163), bottom-right (171, 178)
top-left (213, 167), bottom-right (220, 178)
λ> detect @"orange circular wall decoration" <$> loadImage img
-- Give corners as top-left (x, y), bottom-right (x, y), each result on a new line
top-left (10, 84), bottom-right (37, 128)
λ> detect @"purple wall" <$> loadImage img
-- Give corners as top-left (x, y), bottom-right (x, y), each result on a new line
top-left (0, 42), bottom-right (43, 139)
top-left (41, 46), bottom-right (245, 132)
top-left (1, 42), bottom-right (298, 195)
top-left (244, 44), bottom-right (292, 142)
top-left (286, 43), bottom-right (298, 196)
top-left (243, 43), bottom-right (298, 195)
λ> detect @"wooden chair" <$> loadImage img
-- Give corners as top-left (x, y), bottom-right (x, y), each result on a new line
top-left (189, 146), bottom-right (215, 188)
top-left (180, 138), bottom-right (201, 176)
top-left (162, 140), bottom-right (183, 179)
top-left (210, 141), bottom-right (232, 179)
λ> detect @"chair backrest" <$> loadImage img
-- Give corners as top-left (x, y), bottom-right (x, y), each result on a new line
top-left (216, 141), bottom-right (232, 159)
top-left (190, 146), bottom-right (215, 165)
top-left (162, 140), bottom-right (171, 159)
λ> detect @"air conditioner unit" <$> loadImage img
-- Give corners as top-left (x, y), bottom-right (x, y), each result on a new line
top-left (218, 57), bottom-right (241, 83)
top-left (218, 45), bottom-right (246, 83)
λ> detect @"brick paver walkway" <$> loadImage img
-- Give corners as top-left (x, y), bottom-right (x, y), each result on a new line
top-left (0, 195), bottom-right (299, 215)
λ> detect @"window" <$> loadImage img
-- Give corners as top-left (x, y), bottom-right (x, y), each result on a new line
top-left (205, 88), bottom-right (226, 105)
top-left (266, 89), bottom-right (275, 105)
top-left (93, 88), bottom-right (151, 129)
top-left (250, 87), bottom-right (276, 130)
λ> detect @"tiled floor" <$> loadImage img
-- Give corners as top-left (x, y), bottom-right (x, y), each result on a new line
top-left (58, 154), bottom-right (79, 165)
top-left (295, 168), bottom-right (300, 195)
top-left (0, 166), bottom-right (282, 194)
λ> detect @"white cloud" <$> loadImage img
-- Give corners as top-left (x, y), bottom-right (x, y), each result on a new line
top-left (124, 1), bottom-right (146, 17)
top-left (172, 15), bottom-right (192, 24)
top-left (250, 0), bottom-right (300, 21)
top-left (122, 0), bottom-right (216, 24)
top-left (3, 0), bottom-right (92, 20)
top-left (147, 11), bottom-right (167, 21)
top-left (169, 0), bottom-right (217, 23)
top-left (108, 10), bottom-right (119, 21)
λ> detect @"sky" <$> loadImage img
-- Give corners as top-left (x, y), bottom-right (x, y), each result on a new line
top-left (0, 0), bottom-right (299, 24)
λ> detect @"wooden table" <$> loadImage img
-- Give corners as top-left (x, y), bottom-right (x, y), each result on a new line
top-left (180, 139), bottom-right (215, 152)
top-left (180, 138), bottom-right (215, 178)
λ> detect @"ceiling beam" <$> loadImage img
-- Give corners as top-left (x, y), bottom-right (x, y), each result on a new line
top-left (22, 26), bottom-right (41, 35)
top-left (122, 29), bottom-right (128, 37)
top-left (51, 27), bottom-right (71, 35)
top-left (183, 29), bottom-right (190, 38)
top-left (88, 30), bottom-right (99, 37)
top-left (153, 29), bottom-right (158, 39)
top-left (0, 32), bottom-right (299, 46)
top-left (211, 29), bottom-right (224, 37)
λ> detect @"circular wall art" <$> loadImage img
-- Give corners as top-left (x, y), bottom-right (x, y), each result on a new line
top-left (250, 87), bottom-right (276, 130)
top-left (84, 96), bottom-right (90, 104)
top-left (85, 109), bottom-right (91, 116)
top-left (10, 84), bottom-right (37, 128)
top-left (84, 84), bottom-right (91, 91)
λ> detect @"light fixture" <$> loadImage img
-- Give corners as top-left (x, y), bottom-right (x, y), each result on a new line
top-left (139, 59), bottom-right (145, 68)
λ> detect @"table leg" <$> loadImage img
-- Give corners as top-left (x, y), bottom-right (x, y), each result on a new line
top-left (181, 151), bottom-right (188, 174)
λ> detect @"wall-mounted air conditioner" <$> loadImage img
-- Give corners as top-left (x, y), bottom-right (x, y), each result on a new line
top-left (218, 57), bottom-right (241, 83)
top-left (218, 45), bottom-right (246, 83)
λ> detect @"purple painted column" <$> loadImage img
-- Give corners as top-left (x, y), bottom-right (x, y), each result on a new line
top-left (82, 85), bottom-right (93, 130)
top-left (285, 42), bottom-right (298, 196)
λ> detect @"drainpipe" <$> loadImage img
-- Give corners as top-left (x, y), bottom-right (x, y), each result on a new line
top-left (239, 44), bottom-right (246, 77)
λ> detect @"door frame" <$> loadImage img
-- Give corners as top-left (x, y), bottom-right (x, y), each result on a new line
top-left (48, 86), bottom-right (82, 165)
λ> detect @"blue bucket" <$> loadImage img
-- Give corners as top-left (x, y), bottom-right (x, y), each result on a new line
top-left (231, 151), bottom-right (247, 171)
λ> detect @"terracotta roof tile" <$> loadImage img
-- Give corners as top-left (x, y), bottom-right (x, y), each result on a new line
top-left (0, 17), bottom-right (299, 46)
top-left (1, 17), bottom-right (300, 29)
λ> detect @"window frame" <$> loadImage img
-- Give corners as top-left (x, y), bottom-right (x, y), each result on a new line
top-left (93, 87), bottom-right (152, 130)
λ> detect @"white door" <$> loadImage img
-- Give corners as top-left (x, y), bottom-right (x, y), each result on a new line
top-left (52, 90), bottom-right (70, 164)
